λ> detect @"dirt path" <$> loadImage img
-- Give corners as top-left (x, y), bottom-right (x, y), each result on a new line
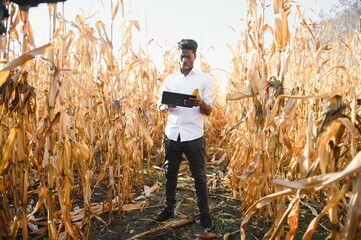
top-left (89, 181), bottom-right (260, 240)
top-left (88, 171), bottom-right (330, 239)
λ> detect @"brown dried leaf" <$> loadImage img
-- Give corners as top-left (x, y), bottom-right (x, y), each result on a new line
top-left (0, 128), bottom-right (17, 174)
top-left (227, 87), bottom-right (252, 100)
top-left (140, 123), bottom-right (154, 147)
top-left (323, 66), bottom-right (350, 86)
top-left (318, 121), bottom-right (344, 174)
top-left (71, 140), bottom-right (90, 160)
top-left (241, 189), bottom-right (295, 230)
top-left (274, 151), bottom-right (361, 189)
top-left (112, 0), bottom-right (120, 20)
top-left (48, 75), bottom-right (61, 108)
top-left (1, 43), bottom-right (52, 71)
top-left (273, 0), bottom-right (281, 14)
top-left (247, 0), bottom-right (257, 15)
top-left (84, 170), bottom-right (93, 205)
top-left (263, 86), bottom-right (350, 130)
top-left (303, 180), bottom-right (350, 240)
top-left (68, 75), bottom-right (91, 96)
top-left (273, 0), bottom-right (290, 51)
top-left (95, 20), bottom-right (112, 46)
top-left (286, 197), bottom-right (300, 240)
top-left (299, 113), bottom-right (316, 177)
top-left (27, 185), bottom-right (47, 219)
top-left (268, 196), bottom-right (299, 239)
top-left (64, 222), bottom-right (80, 240)
top-left (345, 176), bottom-right (361, 240)
top-left (128, 214), bottom-right (197, 240)
top-left (194, 232), bottom-right (217, 239)
top-left (144, 181), bottom-right (161, 197)
top-left (0, 70), bottom-right (10, 88)
top-left (65, 31), bottom-right (74, 53)
top-left (122, 201), bottom-right (148, 212)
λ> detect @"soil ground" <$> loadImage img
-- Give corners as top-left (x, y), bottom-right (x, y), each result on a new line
top-left (22, 162), bottom-right (332, 240)
top-left (87, 166), bottom-right (331, 240)
top-left (89, 182), bottom-right (249, 240)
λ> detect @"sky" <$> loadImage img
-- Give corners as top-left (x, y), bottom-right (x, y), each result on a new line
top-left (26, 0), bottom-right (340, 71)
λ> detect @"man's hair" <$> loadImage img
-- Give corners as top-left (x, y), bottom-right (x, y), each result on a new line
top-left (178, 39), bottom-right (198, 53)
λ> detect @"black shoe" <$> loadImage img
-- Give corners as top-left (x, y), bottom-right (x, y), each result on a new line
top-left (153, 208), bottom-right (174, 222)
top-left (200, 213), bottom-right (215, 232)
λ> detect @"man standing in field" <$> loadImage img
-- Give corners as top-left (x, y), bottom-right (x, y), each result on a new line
top-left (155, 39), bottom-right (214, 232)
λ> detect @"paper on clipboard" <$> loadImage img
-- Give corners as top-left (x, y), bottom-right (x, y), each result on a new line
top-left (161, 91), bottom-right (196, 108)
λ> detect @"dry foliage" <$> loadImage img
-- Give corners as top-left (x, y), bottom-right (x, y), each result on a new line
top-left (0, 1), bottom-right (167, 239)
top-left (0, 0), bottom-right (361, 239)
top-left (225, 0), bottom-right (361, 239)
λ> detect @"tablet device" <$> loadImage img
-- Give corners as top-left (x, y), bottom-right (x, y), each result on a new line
top-left (161, 91), bottom-right (196, 108)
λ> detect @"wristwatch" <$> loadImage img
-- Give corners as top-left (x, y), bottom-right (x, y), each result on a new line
top-left (159, 104), bottom-right (169, 113)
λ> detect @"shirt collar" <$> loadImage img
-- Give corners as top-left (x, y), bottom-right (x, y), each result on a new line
top-left (179, 67), bottom-right (199, 76)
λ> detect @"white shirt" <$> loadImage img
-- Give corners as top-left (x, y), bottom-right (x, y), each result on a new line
top-left (158, 68), bottom-right (213, 142)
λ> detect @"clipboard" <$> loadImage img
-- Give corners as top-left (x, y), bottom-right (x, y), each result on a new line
top-left (161, 91), bottom-right (196, 108)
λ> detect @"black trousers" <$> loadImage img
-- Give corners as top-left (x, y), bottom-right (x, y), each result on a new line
top-left (163, 134), bottom-right (209, 214)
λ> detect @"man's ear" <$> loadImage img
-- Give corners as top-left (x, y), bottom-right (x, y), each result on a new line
top-left (194, 53), bottom-right (197, 59)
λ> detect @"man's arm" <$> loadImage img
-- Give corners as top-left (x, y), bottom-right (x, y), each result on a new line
top-left (199, 99), bottom-right (212, 116)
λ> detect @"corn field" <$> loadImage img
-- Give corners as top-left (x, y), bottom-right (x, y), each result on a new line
top-left (0, 0), bottom-right (360, 239)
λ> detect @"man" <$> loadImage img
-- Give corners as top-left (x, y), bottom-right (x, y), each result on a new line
top-left (155, 39), bottom-right (214, 232)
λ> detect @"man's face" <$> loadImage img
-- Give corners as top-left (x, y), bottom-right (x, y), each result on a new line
top-left (180, 49), bottom-right (196, 71)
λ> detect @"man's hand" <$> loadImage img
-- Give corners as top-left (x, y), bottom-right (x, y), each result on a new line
top-left (184, 95), bottom-right (212, 116)
top-left (184, 95), bottom-right (202, 107)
